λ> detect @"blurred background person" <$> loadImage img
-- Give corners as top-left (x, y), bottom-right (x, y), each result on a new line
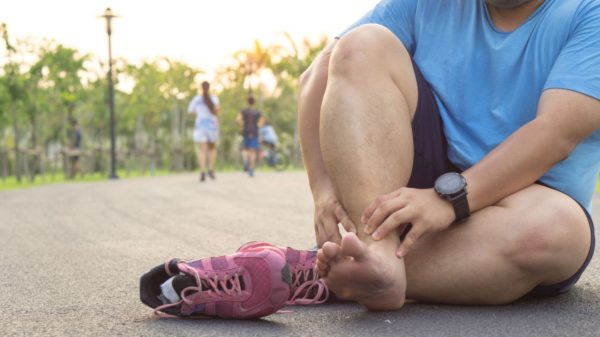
top-left (237, 95), bottom-right (263, 177)
top-left (259, 120), bottom-right (279, 166)
top-left (67, 118), bottom-right (82, 179)
top-left (188, 81), bottom-right (220, 182)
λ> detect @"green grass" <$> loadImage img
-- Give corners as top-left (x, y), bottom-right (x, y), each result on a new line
top-left (0, 166), bottom-right (304, 192)
top-left (0, 169), bottom-right (172, 192)
top-left (597, 176), bottom-right (600, 192)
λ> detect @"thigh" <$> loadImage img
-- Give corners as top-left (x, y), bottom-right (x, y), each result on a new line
top-left (404, 184), bottom-right (591, 304)
top-left (197, 142), bottom-right (208, 152)
top-left (323, 24), bottom-right (422, 203)
top-left (338, 26), bottom-right (455, 190)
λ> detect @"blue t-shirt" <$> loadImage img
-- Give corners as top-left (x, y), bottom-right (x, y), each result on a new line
top-left (346, 0), bottom-right (600, 212)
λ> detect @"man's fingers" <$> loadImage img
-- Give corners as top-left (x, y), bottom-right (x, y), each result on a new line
top-left (364, 198), bottom-right (407, 235)
top-left (334, 204), bottom-right (356, 233)
top-left (397, 226), bottom-right (423, 257)
top-left (314, 222), bottom-right (324, 247)
top-left (361, 193), bottom-right (393, 224)
top-left (321, 215), bottom-right (342, 245)
top-left (371, 207), bottom-right (412, 240)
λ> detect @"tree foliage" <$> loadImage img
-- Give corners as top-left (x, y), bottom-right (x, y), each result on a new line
top-left (0, 23), bottom-right (330, 179)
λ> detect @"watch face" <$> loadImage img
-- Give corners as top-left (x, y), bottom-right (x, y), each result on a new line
top-left (435, 173), bottom-right (465, 195)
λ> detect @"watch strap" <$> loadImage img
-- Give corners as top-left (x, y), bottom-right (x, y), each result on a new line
top-left (452, 193), bottom-right (470, 222)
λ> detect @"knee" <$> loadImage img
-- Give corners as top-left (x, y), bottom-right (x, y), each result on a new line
top-left (330, 24), bottom-right (408, 77)
top-left (505, 197), bottom-right (588, 272)
top-left (299, 40), bottom-right (335, 95)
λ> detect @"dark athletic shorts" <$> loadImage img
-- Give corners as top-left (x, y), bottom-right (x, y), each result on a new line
top-left (407, 60), bottom-right (595, 296)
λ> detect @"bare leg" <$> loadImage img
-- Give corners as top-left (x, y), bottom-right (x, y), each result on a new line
top-left (313, 25), bottom-right (592, 307)
top-left (207, 142), bottom-right (217, 172)
top-left (318, 25), bottom-right (418, 310)
top-left (404, 184), bottom-right (591, 304)
top-left (74, 159), bottom-right (80, 178)
top-left (241, 148), bottom-right (248, 170)
top-left (248, 149), bottom-right (257, 171)
top-left (196, 143), bottom-right (207, 174)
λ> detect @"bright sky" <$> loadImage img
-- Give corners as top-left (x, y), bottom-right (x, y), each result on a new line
top-left (1, 0), bottom-right (379, 78)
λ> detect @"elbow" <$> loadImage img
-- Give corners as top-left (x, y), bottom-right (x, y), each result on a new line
top-left (556, 138), bottom-right (578, 162)
top-left (536, 121), bottom-right (578, 162)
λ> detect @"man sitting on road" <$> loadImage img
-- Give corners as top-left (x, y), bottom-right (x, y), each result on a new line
top-left (299, 0), bottom-right (600, 310)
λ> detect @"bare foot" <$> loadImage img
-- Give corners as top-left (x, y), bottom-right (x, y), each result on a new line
top-left (317, 232), bottom-right (406, 310)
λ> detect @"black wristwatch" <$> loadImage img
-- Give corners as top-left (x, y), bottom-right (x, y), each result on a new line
top-left (434, 172), bottom-right (470, 223)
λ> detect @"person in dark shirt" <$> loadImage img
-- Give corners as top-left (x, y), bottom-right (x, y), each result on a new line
top-left (236, 96), bottom-right (264, 177)
top-left (68, 118), bottom-right (82, 179)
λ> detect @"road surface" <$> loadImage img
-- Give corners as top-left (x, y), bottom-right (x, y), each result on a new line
top-left (1, 172), bottom-right (598, 337)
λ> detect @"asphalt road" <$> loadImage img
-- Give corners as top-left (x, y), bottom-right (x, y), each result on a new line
top-left (1, 172), bottom-right (598, 337)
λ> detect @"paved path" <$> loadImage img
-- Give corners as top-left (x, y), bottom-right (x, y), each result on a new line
top-left (1, 172), bottom-right (598, 337)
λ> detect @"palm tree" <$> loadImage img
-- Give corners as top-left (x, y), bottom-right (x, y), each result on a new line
top-left (234, 40), bottom-right (273, 96)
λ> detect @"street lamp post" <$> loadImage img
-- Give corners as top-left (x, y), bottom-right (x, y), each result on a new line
top-left (100, 8), bottom-right (119, 179)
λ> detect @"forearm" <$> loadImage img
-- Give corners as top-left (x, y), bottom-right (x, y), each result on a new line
top-left (463, 118), bottom-right (574, 212)
top-left (463, 88), bottom-right (600, 214)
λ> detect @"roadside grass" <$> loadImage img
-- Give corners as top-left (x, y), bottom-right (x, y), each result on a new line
top-left (0, 166), bottom-right (304, 192)
top-left (0, 169), bottom-right (171, 192)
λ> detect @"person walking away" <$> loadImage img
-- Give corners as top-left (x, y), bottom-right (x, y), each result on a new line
top-left (237, 96), bottom-right (263, 177)
top-left (188, 81), bottom-right (220, 182)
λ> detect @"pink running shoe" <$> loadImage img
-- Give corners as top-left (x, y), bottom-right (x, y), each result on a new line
top-left (140, 249), bottom-right (291, 319)
top-left (237, 241), bottom-right (329, 305)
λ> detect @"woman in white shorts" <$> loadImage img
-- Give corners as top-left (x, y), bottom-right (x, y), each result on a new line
top-left (188, 81), bottom-right (220, 182)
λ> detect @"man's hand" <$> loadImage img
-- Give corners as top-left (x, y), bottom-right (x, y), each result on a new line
top-left (314, 189), bottom-right (357, 247)
top-left (362, 188), bottom-right (455, 257)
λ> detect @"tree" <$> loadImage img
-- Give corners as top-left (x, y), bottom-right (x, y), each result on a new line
top-left (161, 59), bottom-right (201, 170)
top-left (210, 35), bottom-right (330, 167)
top-left (0, 68), bottom-right (11, 179)
top-left (29, 43), bottom-right (88, 143)
top-left (1, 23), bottom-right (26, 182)
top-left (0, 28), bottom-right (332, 179)
top-left (122, 58), bottom-right (201, 172)
top-left (264, 34), bottom-right (330, 165)
top-left (233, 40), bottom-right (273, 96)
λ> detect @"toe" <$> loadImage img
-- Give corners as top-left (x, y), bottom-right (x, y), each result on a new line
top-left (317, 249), bottom-right (329, 263)
top-left (340, 232), bottom-right (368, 261)
top-left (322, 241), bottom-right (342, 260)
top-left (316, 260), bottom-right (329, 277)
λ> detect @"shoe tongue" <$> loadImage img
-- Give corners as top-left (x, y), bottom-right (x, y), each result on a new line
top-left (172, 274), bottom-right (196, 292)
top-left (160, 275), bottom-right (196, 303)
